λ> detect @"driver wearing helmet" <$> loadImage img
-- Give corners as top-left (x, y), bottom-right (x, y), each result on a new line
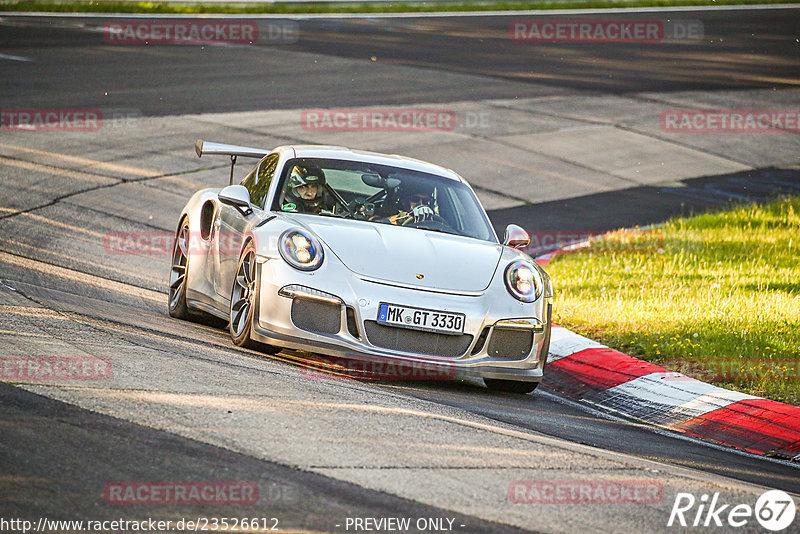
top-left (386, 182), bottom-right (436, 225)
top-left (282, 165), bottom-right (331, 214)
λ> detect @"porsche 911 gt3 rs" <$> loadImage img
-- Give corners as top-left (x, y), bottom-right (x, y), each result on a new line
top-left (169, 140), bottom-right (552, 393)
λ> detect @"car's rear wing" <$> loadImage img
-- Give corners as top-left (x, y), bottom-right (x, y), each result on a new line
top-left (195, 139), bottom-right (270, 185)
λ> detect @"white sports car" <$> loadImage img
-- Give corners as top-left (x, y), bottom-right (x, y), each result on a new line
top-left (169, 140), bottom-right (552, 393)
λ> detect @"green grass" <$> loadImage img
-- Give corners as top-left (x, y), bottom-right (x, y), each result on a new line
top-left (545, 196), bottom-right (800, 406)
top-left (0, 0), bottom-right (796, 15)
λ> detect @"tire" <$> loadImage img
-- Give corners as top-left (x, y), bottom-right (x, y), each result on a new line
top-left (229, 241), bottom-right (280, 354)
top-left (229, 241), bottom-right (260, 348)
top-left (483, 378), bottom-right (539, 394)
top-left (168, 218), bottom-right (191, 319)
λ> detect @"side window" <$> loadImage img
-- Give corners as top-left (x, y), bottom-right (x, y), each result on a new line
top-left (241, 154), bottom-right (278, 208)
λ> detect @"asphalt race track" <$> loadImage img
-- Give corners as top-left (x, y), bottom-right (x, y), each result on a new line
top-left (1, 6), bottom-right (799, 533)
top-left (2, 9), bottom-right (800, 113)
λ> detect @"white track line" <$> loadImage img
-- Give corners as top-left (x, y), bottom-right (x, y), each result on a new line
top-left (0, 52), bottom-right (33, 62)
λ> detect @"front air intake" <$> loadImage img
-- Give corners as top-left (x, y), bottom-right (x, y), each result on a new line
top-left (486, 329), bottom-right (534, 360)
top-left (290, 299), bottom-right (341, 335)
top-left (363, 321), bottom-right (472, 358)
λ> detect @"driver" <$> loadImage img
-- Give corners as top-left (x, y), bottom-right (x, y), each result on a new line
top-left (282, 165), bottom-right (331, 214)
top-left (385, 183), bottom-right (436, 225)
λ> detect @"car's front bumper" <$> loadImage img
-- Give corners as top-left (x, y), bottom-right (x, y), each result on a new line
top-left (250, 257), bottom-right (551, 383)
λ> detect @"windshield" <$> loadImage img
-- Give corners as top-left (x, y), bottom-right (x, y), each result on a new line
top-left (271, 158), bottom-right (498, 243)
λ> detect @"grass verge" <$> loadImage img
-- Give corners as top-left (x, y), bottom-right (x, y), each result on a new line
top-left (545, 196), bottom-right (800, 406)
top-left (0, 0), bottom-right (797, 15)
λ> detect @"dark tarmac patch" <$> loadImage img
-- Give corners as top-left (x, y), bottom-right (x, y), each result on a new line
top-left (488, 168), bottom-right (800, 240)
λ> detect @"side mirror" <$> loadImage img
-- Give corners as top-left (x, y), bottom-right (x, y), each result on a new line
top-left (503, 224), bottom-right (530, 249)
top-left (219, 185), bottom-right (253, 216)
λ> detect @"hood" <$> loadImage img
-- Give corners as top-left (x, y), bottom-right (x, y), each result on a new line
top-left (290, 215), bottom-right (503, 293)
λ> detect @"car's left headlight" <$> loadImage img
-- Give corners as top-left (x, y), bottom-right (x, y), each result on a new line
top-left (279, 229), bottom-right (324, 271)
top-left (504, 260), bottom-right (542, 302)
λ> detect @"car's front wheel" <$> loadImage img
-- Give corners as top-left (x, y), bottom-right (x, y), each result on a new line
top-left (168, 218), bottom-right (191, 319)
top-left (484, 379), bottom-right (539, 394)
top-left (229, 242), bottom-right (279, 354)
top-left (229, 242), bottom-right (260, 348)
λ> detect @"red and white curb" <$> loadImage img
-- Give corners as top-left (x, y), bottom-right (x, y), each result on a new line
top-left (536, 254), bottom-right (800, 462)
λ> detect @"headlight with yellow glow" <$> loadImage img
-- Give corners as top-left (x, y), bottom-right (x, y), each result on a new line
top-left (504, 261), bottom-right (542, 302)
top-left (279, 230), bottom-right (324, 271)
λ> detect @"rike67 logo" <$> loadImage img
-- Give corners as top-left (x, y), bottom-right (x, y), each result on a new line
top-left (668, 490), bottom-right (796, 531)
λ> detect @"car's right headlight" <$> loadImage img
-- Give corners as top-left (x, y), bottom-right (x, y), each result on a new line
top-left (278, 229), bottom-right (324, 271)
top-left (504, 260), bottom-right (542, 302)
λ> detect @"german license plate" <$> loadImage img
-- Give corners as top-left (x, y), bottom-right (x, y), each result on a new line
top-left (377, 303), bottom-right (465, 335)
